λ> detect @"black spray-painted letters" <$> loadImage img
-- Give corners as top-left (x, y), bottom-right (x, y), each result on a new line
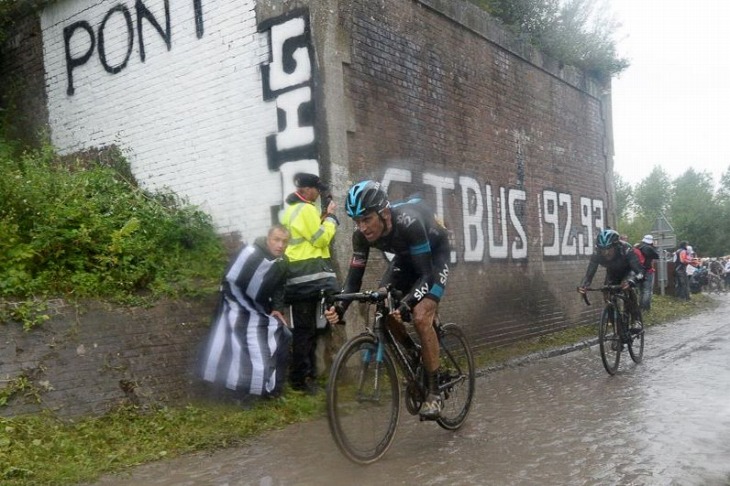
top-left (63, 0), bottom-right (204, 95)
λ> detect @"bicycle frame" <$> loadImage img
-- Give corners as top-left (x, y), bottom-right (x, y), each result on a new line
top-left (325, 287), bottom-right (423, 391)
top-left (325, 286), bottom-right (475, 463)
top-left (581, 285), bottom-right (630, 331)
top-left (580, 284), bottom-right (644, 375)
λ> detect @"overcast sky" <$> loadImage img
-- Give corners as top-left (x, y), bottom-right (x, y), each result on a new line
top-left (609, 0), bottom-right (730, 189)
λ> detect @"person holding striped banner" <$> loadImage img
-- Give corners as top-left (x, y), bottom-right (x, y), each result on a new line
top-left (200, 225), bottom-right (292, 399)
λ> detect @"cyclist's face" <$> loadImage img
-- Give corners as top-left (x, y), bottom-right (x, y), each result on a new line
top-left (353, 211), bottom-right (386, 242)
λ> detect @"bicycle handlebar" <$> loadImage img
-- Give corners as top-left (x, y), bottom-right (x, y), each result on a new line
top-left (319, 286), bottom-right (405, 327)
top-left (322, 286), bottom-right (404, 306)
top-left (331, 290), bottom-right (386, 304)
top-left (577, 285), bottom-right (625, 306)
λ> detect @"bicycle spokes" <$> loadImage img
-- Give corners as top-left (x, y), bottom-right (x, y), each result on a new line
top-left (599, 306), bottom-right (621, 375)
top-left (327, 335), bottom-right (400, 464)
top-left (355, 346), bottom-right (389, 403)
top-left (435, 323), bottom-right (475, 430)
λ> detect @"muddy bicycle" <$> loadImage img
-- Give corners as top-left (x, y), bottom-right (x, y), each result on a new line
top-left (580, 285), bottom-right (644, 375)
top-left (324, 286), bottom-right (475, 464)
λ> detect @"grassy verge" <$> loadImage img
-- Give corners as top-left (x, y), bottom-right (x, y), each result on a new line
top-left (0, 293), bottom-right (718, 485)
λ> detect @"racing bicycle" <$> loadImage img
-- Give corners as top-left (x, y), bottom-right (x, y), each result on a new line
top-left (323, 286), bottom-right (475, 464)
top-left (580, 284), bottom-right (644, 375)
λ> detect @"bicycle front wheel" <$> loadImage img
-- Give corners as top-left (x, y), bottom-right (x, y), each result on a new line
top-left (436, 323), bottom-right (475, 430)
top-left (326, 334), bottom-right (401, 465)
top-left (599, 306), bottom-right (621, 375)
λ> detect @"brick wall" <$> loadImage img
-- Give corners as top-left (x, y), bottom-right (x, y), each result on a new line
top-left (336, 0), bottom-right (611, 347)
top-left (0, 297), bottom-right (216, 418)
top-left (0, 13), bottom-right (48, 147)
top-left (0, 0), bottom-right (614, 416)
top-left (38, 0), bottom-right (317, 239)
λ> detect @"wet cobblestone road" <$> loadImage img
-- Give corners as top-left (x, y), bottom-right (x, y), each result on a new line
top-left (92, 294), bottom-right (730, 486)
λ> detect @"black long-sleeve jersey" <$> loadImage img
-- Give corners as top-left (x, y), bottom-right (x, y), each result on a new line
top-left (580, 242), bottom-right (644, 288)
top-left (341, 198), bottom-right (450, 309)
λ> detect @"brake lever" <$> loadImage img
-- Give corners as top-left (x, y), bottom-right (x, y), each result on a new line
top-left (577, 287), bottom-right (591, 306)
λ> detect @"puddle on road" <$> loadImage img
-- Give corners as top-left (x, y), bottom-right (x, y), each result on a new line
top-left (93, 295), bottom-right (730, 485)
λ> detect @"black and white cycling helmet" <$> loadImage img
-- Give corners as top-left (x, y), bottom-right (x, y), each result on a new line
top-left (345, 180), bottom-right (389, 218)
top-left (595, 228), bottom-right (620, 249)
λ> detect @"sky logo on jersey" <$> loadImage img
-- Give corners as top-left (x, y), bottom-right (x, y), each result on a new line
top-left (396, 212), bottom-right (415, 228)
top-left (439, 266), bottom-right (449, 285)
top-left (413, 282), bottom-right (430, 300)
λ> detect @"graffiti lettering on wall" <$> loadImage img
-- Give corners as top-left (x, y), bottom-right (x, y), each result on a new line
top-left (382, 168), bottom-right (605, 263)
top-left (259, 10), bottom-right (319, 195)
top-left (63, 0), bottom-right (205, 95)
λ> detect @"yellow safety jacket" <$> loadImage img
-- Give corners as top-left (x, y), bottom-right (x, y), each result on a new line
top-left (279, 195), bottom-right (339, 300)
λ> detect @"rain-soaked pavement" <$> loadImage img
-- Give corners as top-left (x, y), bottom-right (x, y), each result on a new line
top-left (93, 294), bottom-right (730, 486)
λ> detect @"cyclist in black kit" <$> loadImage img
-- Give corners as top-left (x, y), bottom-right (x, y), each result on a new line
top-left (578, 228), bottom-right (645, 326)
top-left (324, 180), bottom-right (450, 419)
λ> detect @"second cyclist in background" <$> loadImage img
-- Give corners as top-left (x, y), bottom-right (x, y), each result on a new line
top-left (578, 229), bottom-right (645, 327)
top-left (324, 180), bottom-right (450, 420)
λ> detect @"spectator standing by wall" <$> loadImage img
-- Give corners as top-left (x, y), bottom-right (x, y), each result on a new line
top-left (279, 173), bottom-right (339, 394)
top-left (674, 241), bottom-right (692, 300)
top-left (635, 234), bottom-right (660, 311)
top-left (685, 245), bottom-right (698, 278)
top-left (199, 225), bottom-right (292, 399)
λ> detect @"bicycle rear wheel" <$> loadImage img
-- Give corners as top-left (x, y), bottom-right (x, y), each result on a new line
top-left (628, 318), bottom-right (644, 363)
top-left (435, 323), bottom-right (475, 430)
top-left (599, 306), bottom-right (621, 375)
top-left (326, 334), bottom-right (401, 464)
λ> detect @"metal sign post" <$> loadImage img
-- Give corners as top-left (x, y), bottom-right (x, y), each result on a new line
top-left (651, 214), bottom-right (676, 296)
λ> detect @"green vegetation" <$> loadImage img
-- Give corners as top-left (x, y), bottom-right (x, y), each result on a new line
top-left (0, 395), bottom-right (324, 485)
top-left (0, 132), bottom-right (227, 322)
top-left (0, 0), bottom-right (54, 46)
top-left (0, 375), bottom-right (40, 408)
top-left (0, 293), bottom-right (716, 486)
top-left (469, 0), bottom-right (628, 80)
top-left (615, 166), bottom-right (730, 257)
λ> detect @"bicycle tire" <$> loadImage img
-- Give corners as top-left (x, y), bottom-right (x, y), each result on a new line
top-left (435, 323), bottom-right (475, 430)
top-left (326, 334), bottom-right (401, 464)
top-left (599, 305), bottom-right (621, 375)
top-left (627, 318), bottom-right (644, 364)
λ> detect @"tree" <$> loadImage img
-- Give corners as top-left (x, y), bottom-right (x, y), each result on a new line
top-left (474, 0), bottom-right (560, 35)
top-left (0, 1), bottom-right (52, 46)
top-left (717, 167), bottom-right (730, 206)
top-left (614, 167), bottom-right (670, 245)
top-left (715, 167), bottom-right (730, 255)
top-left (670, 168), bottom-right (723, 256)
top-left (470, 0), bottom-right (629, 80)
top-left (616, 166), bottom-right (730, 257)
top-left (633, 166), bottom-right (671, 220)
top-left (613, 171), bottom-right (633, 221)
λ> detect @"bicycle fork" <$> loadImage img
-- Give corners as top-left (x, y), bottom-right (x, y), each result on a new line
top-left (357, 340), bottom-right (387, 403)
